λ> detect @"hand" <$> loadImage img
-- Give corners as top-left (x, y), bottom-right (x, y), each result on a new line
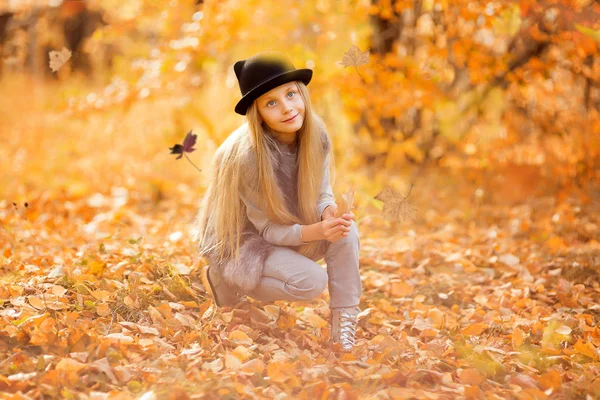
top-left (320, 214), bottom-right (353, 243)
top-left (321, 204), bottom-right (337, 221)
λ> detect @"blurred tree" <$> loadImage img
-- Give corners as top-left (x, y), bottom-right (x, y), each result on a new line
top-left (342, 0), bottom-right (600, 187)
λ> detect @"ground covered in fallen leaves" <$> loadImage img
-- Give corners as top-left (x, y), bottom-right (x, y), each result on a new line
top-left (1, 81), bottom-right (600, 400)
top-left (2, 168), bottom-right (600, 400)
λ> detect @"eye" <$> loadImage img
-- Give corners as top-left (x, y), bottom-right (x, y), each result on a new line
top-left (267, 100), bottom-right (275, 106)
top-left (287, 91), bottom-right (295, 98)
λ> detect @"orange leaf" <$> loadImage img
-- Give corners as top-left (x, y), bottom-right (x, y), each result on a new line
top-left (241, 359), bottom-right (265, 374)
top-left (458, 368), bottom-right (486, 385)
top-left (96, 303), bottom-right (111, 317)
top-left (91, 290), bottom-right (111, 301)
top-left (539, 370), bottom-right (561, 390)
top-left (427, 308), bottom-right (445, 329)
top-left (276, 309), bottom-right (296, 331)
top-left (28, 296), bottom-right (46, 310)
top-left (512, 326), bottom-right (525, 348)
top-left (462, 323), bottom-right (489, 336)
top-left (229, 330), bottom-right (253, 345)
top-left (389, 281), bottom-right (413, 297)
top-left (267, 361), bottom-right (296, 383)
top-left (574, 339), bottom-right (599, 360)
top-left (464, 385), bottom-right (482, 400)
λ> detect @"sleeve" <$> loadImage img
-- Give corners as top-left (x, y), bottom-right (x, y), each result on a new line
top-left (316, 151), bottom-right (337, 221)
top-left (240, 185), bottom-right (308, 246)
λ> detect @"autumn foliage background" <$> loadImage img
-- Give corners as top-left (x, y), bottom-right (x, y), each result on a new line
top-left (1, 0), bottom-right (600, 399)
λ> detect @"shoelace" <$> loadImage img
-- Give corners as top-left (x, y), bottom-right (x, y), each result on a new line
top-left (337, 310), bottom-right (358, 349)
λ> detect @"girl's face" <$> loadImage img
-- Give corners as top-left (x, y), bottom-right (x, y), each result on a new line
top-left (256, 82), bottom-right (305, 137)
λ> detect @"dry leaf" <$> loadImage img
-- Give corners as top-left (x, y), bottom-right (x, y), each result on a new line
top-left (341, 45), bottom-right (370, 68)
top-left (389, 281), bottom-right (414, 297)
top-left (49, 47), bottom-right (72, 72)
top-left (276, 309), bottom-right (296, 331)
top-left (240, 359), bottom-right (265, 374)
top-left (335, 189), bottom-right (355, 217)
top-left (461, 323), bottom-right (489, 336)
top-left (374, 186), bottom-right (416, 222)
top-left (96, 303), bottom-right (111, 317)
top-left (229, 330), bottom-right (253, 345)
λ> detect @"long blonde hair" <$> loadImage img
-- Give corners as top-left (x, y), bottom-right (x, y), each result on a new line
top-left (195, 81), bottom-right (330, 264)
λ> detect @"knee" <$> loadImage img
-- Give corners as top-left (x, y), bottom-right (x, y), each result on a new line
top-left (332, 220), bottom-right (360, 249)
top-left (287, 266), bottom-right (328, 299)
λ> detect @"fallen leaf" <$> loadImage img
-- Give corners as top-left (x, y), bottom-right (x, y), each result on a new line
top-left (462, 323), bottom-right (489, 336)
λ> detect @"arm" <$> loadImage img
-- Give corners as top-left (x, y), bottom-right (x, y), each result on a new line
top-left (240, 185), bottom-right (308, 246)
top-left (316, 151), bottom-right (337, 221)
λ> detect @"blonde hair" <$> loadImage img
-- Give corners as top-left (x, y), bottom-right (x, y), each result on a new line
top-left (195, 81), bottom-right (330, 264)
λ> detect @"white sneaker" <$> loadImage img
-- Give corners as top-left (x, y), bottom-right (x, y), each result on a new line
top-left (330, 306), bottom-right (360, 352)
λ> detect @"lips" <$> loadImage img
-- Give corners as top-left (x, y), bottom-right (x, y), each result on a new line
top-left (283, 114), bottom-right (298, 122)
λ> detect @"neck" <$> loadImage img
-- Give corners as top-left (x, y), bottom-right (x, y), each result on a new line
top-left (264, 125), bottom-right (298, 148)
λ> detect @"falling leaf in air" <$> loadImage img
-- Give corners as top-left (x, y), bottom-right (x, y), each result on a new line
top-left (49, 47), bottom-right (72, 72)
top-left (341, 45), bottom-right (370, 68)
top-left (374, 184), bottom-right (416, 222)
top-left (169, 130), bottom-right (202, 171)
top-left (340, 45), bottom-right (369, 82)
top-left (335, 189), bottom-right (355, 217)
top-left (169, 130), bottom-right (197, 160)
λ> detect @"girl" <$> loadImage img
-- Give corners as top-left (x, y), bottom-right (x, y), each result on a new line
top-left (195, 51), bottom-right (362, 352)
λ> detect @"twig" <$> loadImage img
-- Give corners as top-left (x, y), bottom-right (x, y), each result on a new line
top-left (354, 66), bottom-right (366, 84)
top-left (184, 153), bottom-right (202, 172)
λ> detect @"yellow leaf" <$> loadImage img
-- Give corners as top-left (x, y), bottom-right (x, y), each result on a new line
top-left (104, 333), bottom-right (134, 344)
top-left (306, 314), bottom-right (328, 328)
top-left (512, 327), bottom-right (524, 348)
top-left (401, 138), bottom-right (424, 163)
top-left (546, 236), bottom-right (566, 254)
top-left (232, 345), bottom-right (253, 362)
top-left (91, 290), bottom-right (111, 301)
top-left (267, 361), bottom-right (296, 383)
top-left (56, 357), bottom-right (86, 373)
top-left (240, 359), bottom-right (265, 374)
top-left (457, 368), bottom-right (486, 385)
top-left (51, 285), bottom-right (67, 296)
top-left (555, 325), bottom-right (572, 335)
top-left (276, 310), bottom-right (296, 331)
top-left (462, 323), bottom-right (489, 336)
top-left (28, 296), bottom-right (46, 310)
top-left (574, 339), bottom-right (599, 360)
top-left (96, 304), bottom-right (111, 317)
top-left (88, 259), bottom-right (105, 276)
top-left (335, 189), bottom-right (356, 217)
top-left (263, 305), bottom-right (280, 318)
top-left (229, 330), bottom-right (253, 345)
top-left (539, 370), bottom-right (561, 390)
top-left (389, 281), bottom-right (413, 297)
top-left (225, 353), bottom-right (242, 370)
top-left (427, 308), bottom-right (445, 329)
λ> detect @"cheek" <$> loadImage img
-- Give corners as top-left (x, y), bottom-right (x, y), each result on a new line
top-left (295, 98), bottom-right (305, 113)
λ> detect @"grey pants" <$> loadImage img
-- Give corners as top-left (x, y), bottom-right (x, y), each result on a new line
top-left (244, 220), bottom-right (361, 309)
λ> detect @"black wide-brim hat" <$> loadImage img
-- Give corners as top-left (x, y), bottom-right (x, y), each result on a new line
top-left (233, 52), bottom-right (312, 115)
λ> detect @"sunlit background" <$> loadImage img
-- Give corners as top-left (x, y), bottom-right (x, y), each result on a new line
top-left (2, 2), bottom-right (600, 398)
top-left (1, 0), bottom-right (599, 245)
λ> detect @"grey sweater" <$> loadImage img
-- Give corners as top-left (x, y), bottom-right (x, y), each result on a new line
top-left (198, 121), bottom-right (335, 293)
top-left (239, 137), bottom-right (336, 247)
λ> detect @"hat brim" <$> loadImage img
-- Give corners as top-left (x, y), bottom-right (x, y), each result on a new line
top-left (235, 69), bottom-right (312, 115)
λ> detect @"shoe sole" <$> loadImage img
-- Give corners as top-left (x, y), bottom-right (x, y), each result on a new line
top-left (201, 265), bottom-right (222, 307)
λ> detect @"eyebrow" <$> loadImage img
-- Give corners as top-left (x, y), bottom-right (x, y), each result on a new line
top-left (263, 85), bottom-right (297, 101)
